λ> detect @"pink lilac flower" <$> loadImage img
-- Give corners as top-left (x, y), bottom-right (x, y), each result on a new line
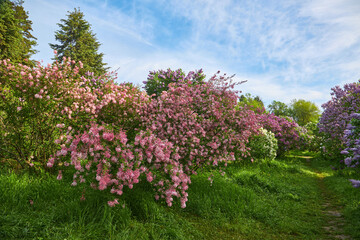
top-left (57, 170), bottom-right (63, 180)
top-left (107, 198), bottom-right (119, 207)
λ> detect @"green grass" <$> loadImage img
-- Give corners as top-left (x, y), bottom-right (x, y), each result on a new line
top-left (1, 153), bottom-right (359, 239)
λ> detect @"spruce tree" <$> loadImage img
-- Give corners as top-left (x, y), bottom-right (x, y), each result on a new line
top-left (50, 8), bottom-right (108, 76)
top-left (0, 0), bottom-right (37, 65)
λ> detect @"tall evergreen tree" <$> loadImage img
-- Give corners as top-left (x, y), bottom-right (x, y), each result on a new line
top-left (50, 8), bottom-right (108, 75)
top-left (0, 0), bottom-right (37, 65)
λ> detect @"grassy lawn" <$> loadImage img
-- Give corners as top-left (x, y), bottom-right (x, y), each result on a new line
top-left (1, 152), bottom-right (359, 239)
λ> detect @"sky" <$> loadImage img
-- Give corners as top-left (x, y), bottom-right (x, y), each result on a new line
top-left (23, 0), bottom-right (360, 108)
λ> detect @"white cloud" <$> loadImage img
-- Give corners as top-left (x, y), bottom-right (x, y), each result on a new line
top-left (233, 73), bottom-right (328, 107)
top-left (23, 0), bottom-right (360, 108)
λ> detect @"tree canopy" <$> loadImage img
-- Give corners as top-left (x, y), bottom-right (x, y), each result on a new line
top-left (267, 100), bottom-right (291, 117)
top-left (290, 99), bottom-right (320, 126)
top-left (238, 93), bottom-right (265, 113)
top-left (0, 0), bottom-right (37, 65)
top-left (49, 8), bottom-right (108, 75)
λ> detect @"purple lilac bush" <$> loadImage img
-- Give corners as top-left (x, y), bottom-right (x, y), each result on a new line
top-left (342, 113), bottom-right (360, 168)
top-left (318, 81), bottom-right (360, 160)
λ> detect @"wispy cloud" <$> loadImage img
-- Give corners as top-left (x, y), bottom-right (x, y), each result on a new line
top-left (24, 0), bottom-right (360, 107)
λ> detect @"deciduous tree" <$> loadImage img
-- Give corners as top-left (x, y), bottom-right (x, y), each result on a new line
top-left (238, 93), bottom-right (265, 113)
top-left (267, 100), bottom-right (291, 117)
top-left (290, 99), bottom-right (320, 126)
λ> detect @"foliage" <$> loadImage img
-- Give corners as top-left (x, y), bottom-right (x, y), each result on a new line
top-left (297, 122), bottom-right (322, 152)
top-left (290, 99), bottom-right (320, 126)
top-left (247, 128), bottom-right (278, 161)
top-left (49, 8), bottom-right (107, 76)
top-left (237, 93), bottom-right (265, 113)
top-left (268, 99), bottom-right (320, 126)
top-left (0, 0), bottom-right (37, 66)
top-left (267, 100), bottom-right (291, 117)
top-left (143, 68), bottom-right (205, 98)
top-left (318, 81), bottom-right (360, 160)
top-left (258, 113), bottom-right (300, 156)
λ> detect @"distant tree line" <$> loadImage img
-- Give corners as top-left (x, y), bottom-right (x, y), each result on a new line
top-left (238, 93), bottom-right (320, 126)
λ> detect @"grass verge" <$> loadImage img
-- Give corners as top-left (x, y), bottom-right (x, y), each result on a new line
top-left (1, 152), bottom-right (358, 239)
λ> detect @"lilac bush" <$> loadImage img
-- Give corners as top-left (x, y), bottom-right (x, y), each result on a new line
top-left (318, 81), bottom-right (360, 160)
top-left (247, 128), bottom-right (278, 161)
top-left (258, 113), bottom-right (300, 155)
top-left (141, 72), bottom-right (260, 172)
top-left (46, 67), bottom-right (260, 207)
top-left (0, 57), bottom-right (114, 169)
top-left (341, 113), bottom-right (360, 168)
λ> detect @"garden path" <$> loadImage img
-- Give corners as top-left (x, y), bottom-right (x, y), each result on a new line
top-left (304, 156), bottom-right (352, 240)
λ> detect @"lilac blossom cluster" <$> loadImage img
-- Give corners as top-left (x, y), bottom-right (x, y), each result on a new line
top-left (349, 179), bottom-right (360, 188)
top-left (341, 113), bottom-right (360, 168)
top-left (318, 81), bottom-right (360, 159)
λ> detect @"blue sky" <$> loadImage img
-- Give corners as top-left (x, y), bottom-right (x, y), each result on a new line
top-left (24, 0), bottom-right (360, 108)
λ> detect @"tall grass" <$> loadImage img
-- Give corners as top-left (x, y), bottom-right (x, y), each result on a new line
top-left (1, 153), bottom-right (358, 239)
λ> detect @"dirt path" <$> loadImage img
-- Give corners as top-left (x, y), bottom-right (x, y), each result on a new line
top-left (304, 157), bottom-right (352, 240)
top-left (318, 174), bottom-right (351, 240)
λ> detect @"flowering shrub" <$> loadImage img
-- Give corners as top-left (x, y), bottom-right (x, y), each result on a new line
top-left (296, 123), bottom-right (322, 152)
top-left (318, 81), bottom-right (360, 160)
top-left (141, 72), bottom-right (260, 172)
top-left (258, 113), bottom-right (300, 155)
top-left (341, 113), bottom-right (360, 169)
top-left (0, 53), bottom-right (146, 170)
top-left (50, 122), bottom-right (192, 207)
top-left (0, 54), bottom-right (273, 207)
top-left (49, 69), bottom-right (260, 207)
top-left (62, 77), bottom-right (148, 140)
top-left (0, 57), bottom-right (90, 169)
top-left (143, 68), bottom-right (205, 98)
top-left (247, 128), bottom-right (278, 161)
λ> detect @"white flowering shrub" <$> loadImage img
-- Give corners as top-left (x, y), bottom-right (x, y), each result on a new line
top-left (248, 128), bottom-right (278, 161)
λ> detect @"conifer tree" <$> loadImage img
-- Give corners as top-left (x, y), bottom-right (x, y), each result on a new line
top-left (0, 0), bottom-right (37, 65)
top-left (50, 8), bottom-right (108, 75)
